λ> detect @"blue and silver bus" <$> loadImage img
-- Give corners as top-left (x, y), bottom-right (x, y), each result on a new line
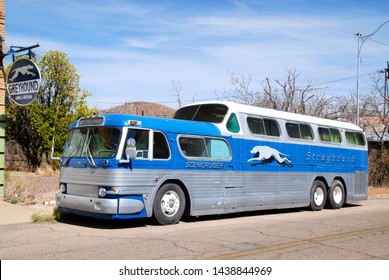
top-left (56, 101), bottom-right (368, 225)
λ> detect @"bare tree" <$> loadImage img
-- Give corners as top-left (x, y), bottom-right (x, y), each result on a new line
top-left (360, 71), bottom-right (389, 186)
top-left (172, 80), bottom-right (183, 108)
top-left (360, 71), bottom-right (389, 141)
top-left (225, 71), bottom-right (261, 106)
top-left (222, 69), bottom-right (344, 119)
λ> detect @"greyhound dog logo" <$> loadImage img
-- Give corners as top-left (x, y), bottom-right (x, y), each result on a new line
top-left (248, 146), bottom-right (292, 166)
top-left (9, 65), bottom-right (36, 82)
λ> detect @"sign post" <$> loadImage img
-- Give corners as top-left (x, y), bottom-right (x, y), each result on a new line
top-left (6, 58), bottom-right (41, 106)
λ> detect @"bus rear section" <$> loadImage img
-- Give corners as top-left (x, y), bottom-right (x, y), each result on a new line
top-left (174, 101), bottom-right (368, 213)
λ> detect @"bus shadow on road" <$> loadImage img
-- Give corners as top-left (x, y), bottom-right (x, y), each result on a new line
top-left (55, 203), bottom-right (361, 229)
top-left (181, 203), bottom-right (362, 223)
top-left (56, 214), bottom-right (151, 229)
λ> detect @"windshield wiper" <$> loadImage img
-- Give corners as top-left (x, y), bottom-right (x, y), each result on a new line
top-left (85, 134), bottom-right (97, 168)
top-left (63, 139), bottom-right (83, 167)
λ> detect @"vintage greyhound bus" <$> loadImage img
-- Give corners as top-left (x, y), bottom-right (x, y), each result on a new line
top-left (55, 101), bottom-right (368, 225)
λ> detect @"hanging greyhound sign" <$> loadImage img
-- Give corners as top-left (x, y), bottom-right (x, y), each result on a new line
top-left (7, 58), bottom-right (41, 106)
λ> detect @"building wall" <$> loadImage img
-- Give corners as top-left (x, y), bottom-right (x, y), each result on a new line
top-left (1, 1), bottom-right (5, 197)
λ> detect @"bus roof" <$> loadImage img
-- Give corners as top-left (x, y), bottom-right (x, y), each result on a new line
top-left (72, 113), bottom-right (222, 136)
top-left (181, 101), bottom-right (362, 132)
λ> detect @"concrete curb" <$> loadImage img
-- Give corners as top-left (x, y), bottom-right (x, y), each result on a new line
top-left (0, 200), bottom-right (55, 225)
top-left (368, 194), bottom-right (389, 199)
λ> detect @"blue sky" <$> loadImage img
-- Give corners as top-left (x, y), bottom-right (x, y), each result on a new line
top-left (5, 0), bottom-right (389, 110)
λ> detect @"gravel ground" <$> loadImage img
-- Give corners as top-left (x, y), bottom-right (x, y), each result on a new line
top-left (4, 172), bottom-right (59, 205)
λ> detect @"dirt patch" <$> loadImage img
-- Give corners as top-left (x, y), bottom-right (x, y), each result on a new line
top-left (368, 186), bottom-right (389, 196)
top-left (4, 172), bottom-right (59, 205)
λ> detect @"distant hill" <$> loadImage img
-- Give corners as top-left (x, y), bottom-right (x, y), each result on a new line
top-left (101, 101), bottom-right (176, 118)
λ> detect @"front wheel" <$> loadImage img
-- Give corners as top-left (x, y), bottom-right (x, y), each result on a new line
top-left (326, 180), bottom-right (345, 209)
top-left (309, 180), bottom-right (327, 211)
top-left (152, 184), bottom-right (185, 225)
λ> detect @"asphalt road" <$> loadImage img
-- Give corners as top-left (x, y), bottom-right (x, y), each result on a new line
top-left (0, 198), bottom-right (388, 260)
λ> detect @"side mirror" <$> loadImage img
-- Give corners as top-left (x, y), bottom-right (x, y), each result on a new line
top-left (124, 138), bottom-right (136, 161)
top-left (125, 146), bottom-right (136, 160)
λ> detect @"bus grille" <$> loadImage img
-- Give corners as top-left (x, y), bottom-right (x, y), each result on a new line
top-left (67, 184), bottom-right (98, 198)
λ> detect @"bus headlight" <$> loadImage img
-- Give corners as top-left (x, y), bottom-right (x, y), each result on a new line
top-left (59, 183), bottom-right (67, 194)
top-left (98, 187), bottom-right (107, 197)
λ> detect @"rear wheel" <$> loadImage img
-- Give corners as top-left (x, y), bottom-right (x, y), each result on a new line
top-left (152, 184), bottom-right (185, 225)
top-left (326, 180), bottom-right (345, 209)
top-left (309, 180), bottom-right (327, 211)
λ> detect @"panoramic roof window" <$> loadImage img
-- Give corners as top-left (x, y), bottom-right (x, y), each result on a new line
top-left (174, 104), bottom-right (228, 123)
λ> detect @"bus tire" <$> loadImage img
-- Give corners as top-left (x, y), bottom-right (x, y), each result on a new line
top-left (326, 180), bottom-right (345, 209)
top-left (309, 180), bottom-right (327, 211)
top-left (152, 183), bottom-right (185, 225)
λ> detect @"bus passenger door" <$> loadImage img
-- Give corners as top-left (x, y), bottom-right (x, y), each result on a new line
top-left (119, 128), bottom-right (152, 186)
top-left (224, 143), bottom-right (244, 212)
top-left (149, 131), bottom-right (173, 180)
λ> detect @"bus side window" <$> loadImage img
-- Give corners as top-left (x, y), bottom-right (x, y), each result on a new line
top-left (330, 128), bottom-right (342, 143)
top-left (264, 119), bottom-right (280, 137)
top-left (179, 136), bottom-right (230, 159)
top-left (179, 137), bottom-right (208, 157)
top-left (319, 127), bottom-right (331, 142)
top-left (124, 129), bottom-right (149, 159)
top-left (135, 130), bottom-right (149, 158)
top-left (286, 122), bottom-right (312, 140)
top-left (346, 131), bottom-right (365, 146)
top-left (247, 117), bottom-right (280, 137)
top-left (153, 132), bottom-right (170, 159)
top-left (227, 113), bottom-right (240, 133)
top-left (319, 127), bottom-right (342, 144)
top-left (247, 117), bottom-right (265, 135)
top-left (286, 122), bottom-right (300, 139)
top-left (206, 138), bottom-right (231, 159)
top-left (300, 124), bottom-right (313, 140)
top-left (355, 132), bottom-right (366, 146)
top-left (345, 131), bottom-right (356, 144)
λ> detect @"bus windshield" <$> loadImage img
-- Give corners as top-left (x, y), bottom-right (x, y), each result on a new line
top-left (63, 127), bottom-right (121, 159)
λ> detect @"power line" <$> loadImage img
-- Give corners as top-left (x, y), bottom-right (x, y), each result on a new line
top-left (272, 13), bottom-right (354, 36)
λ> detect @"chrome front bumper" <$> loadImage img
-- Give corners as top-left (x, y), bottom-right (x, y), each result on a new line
top-left (55, 193), bottom-right (145, 215)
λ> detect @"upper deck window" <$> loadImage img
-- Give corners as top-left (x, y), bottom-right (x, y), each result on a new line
top-left (174, 104), bottom-right (228, 123)
top-left (247, 117), bottom-right (280, 137)
top-left (318, 127), bottom-right (342, 143)
top-left (345, 131), bottom-right (366, 146)
top-left (286, 122), bottom-right (313, 140)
